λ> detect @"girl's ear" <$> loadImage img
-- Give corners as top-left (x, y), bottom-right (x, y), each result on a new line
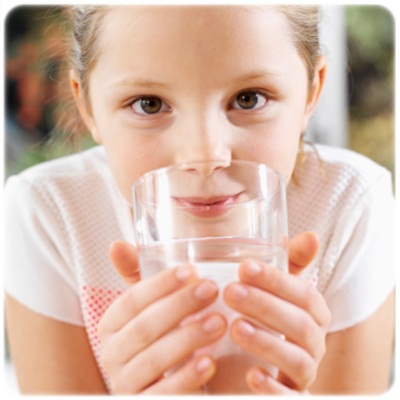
top-left (69, 69), bottom-right (102, 144)
top-left (301, 56), bottom-right (327, 132)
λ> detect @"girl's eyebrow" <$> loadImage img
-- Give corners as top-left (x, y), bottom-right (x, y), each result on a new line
top-left (234, 70), bottom-right (284, 83)
top-left (110, 70), bottom-right (284, 91)
top-left (112, 78), bottom-right (172, 89)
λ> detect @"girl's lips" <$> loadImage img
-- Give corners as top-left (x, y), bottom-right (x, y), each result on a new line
top-left (173, 192), bottom-right (243, 218)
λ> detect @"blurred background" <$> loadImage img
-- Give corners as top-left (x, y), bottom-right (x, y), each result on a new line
top-left (4, 5), bottom-right (395, 183)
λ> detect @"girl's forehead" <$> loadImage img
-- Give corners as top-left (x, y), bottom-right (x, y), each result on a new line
top-left (97, 6), bottom-right (293, 60)
top-left (88, 5), bottom-right (306, 94)
top-left (105, 5), bottom-right (278, 19)
top-left (101, 5), bottom-right (288, 38)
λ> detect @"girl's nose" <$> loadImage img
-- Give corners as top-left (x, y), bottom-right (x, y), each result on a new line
top-left (182, 159), bottom-right (231, 178)
top-left (173, 113), bottom-right (232, 176)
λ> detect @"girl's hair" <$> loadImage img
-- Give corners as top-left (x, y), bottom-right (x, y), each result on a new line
top-left (66, 5), bottom-right (109, 99)
top-left (275, 5), bottom-right (321, 89)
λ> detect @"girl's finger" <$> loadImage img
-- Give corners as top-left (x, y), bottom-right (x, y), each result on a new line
top-left (105, 279), bottom-right (220, 364)
top-left (237, 260), bottom-right (331, 329)
top-left (142, 355), bottom-right (216, 395)
top-left (111, 313), bottom-right (226, 393)
top-left (109, 241), bottom-right (141, 285)
top-left (288, 231), bottom-right (320, 274)
top-left (98, 264), bottom-right (199, 340)
top-left (231, 318), bottom-right (317, 390)
top-left (224, 282), bottom-right (326, 360)
top-left (246, 367), bottom-right (301, 395)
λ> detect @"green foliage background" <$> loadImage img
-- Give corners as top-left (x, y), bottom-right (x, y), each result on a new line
top-left (346, 6), bottom-right (395, 179)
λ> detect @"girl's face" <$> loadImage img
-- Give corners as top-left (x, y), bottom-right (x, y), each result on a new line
top-left (73, 6), bottom-right (325, 202)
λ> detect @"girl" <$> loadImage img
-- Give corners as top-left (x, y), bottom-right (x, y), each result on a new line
top-left (5, 5), bottom-right (395, 395)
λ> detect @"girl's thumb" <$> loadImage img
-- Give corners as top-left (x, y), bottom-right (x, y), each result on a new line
top-left (288, 231), bottom-right (320, 275)
top-left (109, 240), bottom-right (141, 285)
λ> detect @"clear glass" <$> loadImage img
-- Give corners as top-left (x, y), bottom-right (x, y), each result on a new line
top-left (132, 160), bottom-right (288, 393)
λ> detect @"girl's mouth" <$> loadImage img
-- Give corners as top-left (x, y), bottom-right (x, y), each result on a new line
top-left (172, 192), bottom-right (243, 218)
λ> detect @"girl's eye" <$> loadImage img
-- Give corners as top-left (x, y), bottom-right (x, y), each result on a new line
top-left (131, 96), bottom-right (169, 115)
top-left (230, 91), bottom-right (268, 110)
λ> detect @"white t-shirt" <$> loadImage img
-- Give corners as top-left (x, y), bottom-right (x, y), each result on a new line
top-left (4, 144), bottom-right (395, 380)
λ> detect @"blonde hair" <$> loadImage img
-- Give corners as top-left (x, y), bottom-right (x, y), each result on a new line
top-left (67, 5), bottom-right (109, 98)
top-left (275, 5), bottom-right (321, 88)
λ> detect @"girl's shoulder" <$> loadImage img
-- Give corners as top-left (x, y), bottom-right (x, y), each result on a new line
top-left (288, 144), bottom-right (394, 294)
top-left (4, 145), bottom-right (119, 212)
top-left (287, 142), bottom-right (393, 244)
top-left (295, 143), bottom-right (392, 195)
top-left (12, 145), bottom-right (109, 183)
top-left (309, 143), bottom-right (388, 172)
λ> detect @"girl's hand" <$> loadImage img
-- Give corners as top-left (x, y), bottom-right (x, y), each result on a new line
top-left (105, 231), bottom-right (322, 394)
top-left (223, 257), bottom-right (331, 394)
top-left (97, 264), bottom-right (227, 394)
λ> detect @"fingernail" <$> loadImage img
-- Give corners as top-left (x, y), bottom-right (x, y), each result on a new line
top-left (250, 369), bottom-right (266, 386)
top-left (203, 315), bottom-right (224, 333)
top-left (175, 265), bottom-right (192, 281)
top-left (244, 260), bottom-right (262, 277)
top-left (236, 320), bottom-right (256, 337)
top-left (194, 281), bottom-right (218, 301)
top-left (196, 356), bottom-right (212, 373)
top-left (226, 283), bottom-right (249, 303)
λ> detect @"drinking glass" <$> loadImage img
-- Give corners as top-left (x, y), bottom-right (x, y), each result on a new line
top-left (132, 160), bottom-right (288, 393)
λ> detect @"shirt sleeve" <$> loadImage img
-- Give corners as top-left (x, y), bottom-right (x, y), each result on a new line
top-left (323, 171), bottom-right (395, 333)
top-left (4, 175), bottom-right (84, 326)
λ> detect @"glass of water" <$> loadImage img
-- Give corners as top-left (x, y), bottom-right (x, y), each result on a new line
top-left (132, 160), bottom-right (288, 393)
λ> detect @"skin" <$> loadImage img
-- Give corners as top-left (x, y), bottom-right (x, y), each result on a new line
top-left (73, 6), bottom-right (323, 200)
top-left (6, 6), bottom-right (395, 395)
